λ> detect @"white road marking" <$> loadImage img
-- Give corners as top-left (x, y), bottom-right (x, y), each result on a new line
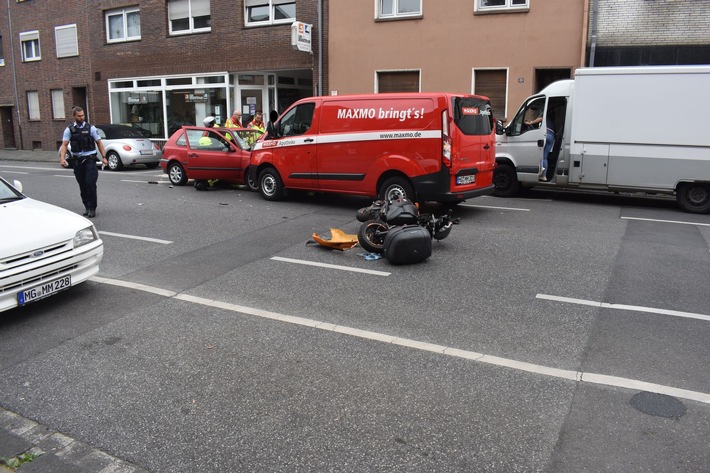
top-left (121, 179), bottom-right (170, 184)
top-left (0, 170), bottom-right (28, 175)
top-left (0, 164), bottom-right (60, 171)
top-left (621, 216), bottom-right (710, 227)
top-left (460, 203), bottom-right (530, 211)
top-left (537, 293), bottom-right (710, 323)
top-left (91, 276), bottom-right (177, 297)
top-left (88, 276), bottom-right (710, 405)
top-left (98, 231), bottom-right (173, 245)
top-left (54, 175), bottom-right (76, 178)
top-left (271, 256), bottom-right (391, 276)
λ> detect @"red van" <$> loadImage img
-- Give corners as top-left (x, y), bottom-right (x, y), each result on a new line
top-left (250, 93), bottom-right (496, 203)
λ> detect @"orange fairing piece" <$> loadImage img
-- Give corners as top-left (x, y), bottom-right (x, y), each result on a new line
top-left (310, 228), bottom-right (359, 250)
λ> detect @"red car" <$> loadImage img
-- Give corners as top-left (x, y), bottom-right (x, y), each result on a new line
top-left (160, 126), bottom-right (264, 189)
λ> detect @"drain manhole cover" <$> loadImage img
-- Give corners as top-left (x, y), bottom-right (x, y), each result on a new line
top-left (630, 391), bottom-right (686, 419)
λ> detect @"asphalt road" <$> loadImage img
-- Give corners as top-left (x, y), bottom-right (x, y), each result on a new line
top-left (1, 160), bottom-right (709, 472)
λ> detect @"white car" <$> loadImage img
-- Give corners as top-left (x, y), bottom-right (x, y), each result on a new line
top-left (0, 176), bottom-right (104, 312)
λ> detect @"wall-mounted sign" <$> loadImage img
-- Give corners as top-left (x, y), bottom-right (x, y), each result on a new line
top-left (291, 21), bottom-right (312, 53)
top-left (185, 93), bottom-right (208, 103)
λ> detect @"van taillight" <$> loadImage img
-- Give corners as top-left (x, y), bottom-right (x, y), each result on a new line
top-left (442, 110), bottom-right (452, 168)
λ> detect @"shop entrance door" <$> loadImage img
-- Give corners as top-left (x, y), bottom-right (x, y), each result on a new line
top-left (1, 107), bottom-right (16, 148)
top-left (239, 88), bottom-right (266, 127)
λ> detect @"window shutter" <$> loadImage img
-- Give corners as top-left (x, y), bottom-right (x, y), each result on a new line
top-left (55, 25), bottom-right (78, 58)
top-left (474, 70), bottom-right (507, 120)
top-left (169, 0), bottom-right (189, 20)
top-left (378, 71), bottom-right (420, 93)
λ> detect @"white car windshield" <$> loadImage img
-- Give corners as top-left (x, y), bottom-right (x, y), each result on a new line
top-left (0, 178), bottom-right (24, 202)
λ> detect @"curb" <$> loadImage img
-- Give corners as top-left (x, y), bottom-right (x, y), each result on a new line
top-left (0, 407), bottom-right (148, 472)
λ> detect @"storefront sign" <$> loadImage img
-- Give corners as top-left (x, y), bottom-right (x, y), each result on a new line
top-left (185, 93), bottom-right (208, 103)
top-left (291, 21), bottom-right (312, 53)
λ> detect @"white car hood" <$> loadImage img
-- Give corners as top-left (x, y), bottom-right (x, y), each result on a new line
top-left (0, 197), bottom-right (95, 257)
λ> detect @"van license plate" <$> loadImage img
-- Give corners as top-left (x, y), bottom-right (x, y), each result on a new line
top-left (18, 275), bottom-right (72, 306)
top-left (456, 175), bottom-right (475, 185)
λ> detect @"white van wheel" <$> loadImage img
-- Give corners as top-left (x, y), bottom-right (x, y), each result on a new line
top-left (379, 177), bottom-right (414, 202)
top-left (677, 183), bottom-right (710, 214)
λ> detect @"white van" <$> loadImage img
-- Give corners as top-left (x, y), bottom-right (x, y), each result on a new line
top-left (493, 66), bottom-right (710, 213)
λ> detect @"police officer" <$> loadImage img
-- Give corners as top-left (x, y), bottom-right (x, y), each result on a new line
top-left (59, 106), bottom-right (108, 218)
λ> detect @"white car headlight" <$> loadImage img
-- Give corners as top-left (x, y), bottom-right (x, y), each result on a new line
top-left (73, 226), bottom-right (98, 248)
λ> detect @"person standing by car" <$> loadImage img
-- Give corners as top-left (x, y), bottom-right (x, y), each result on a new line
top-left (224, 109), bottom-right (243, 128)
top-left (247, 110), bottom-right (266, 134)
top-left (59, 106), bottom-right (108, 218)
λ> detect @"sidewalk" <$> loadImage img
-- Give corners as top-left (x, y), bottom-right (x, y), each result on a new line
top-left (0, 407), bottom-right (148, 472)
top-left (0, 149), bottom-right (58, 164)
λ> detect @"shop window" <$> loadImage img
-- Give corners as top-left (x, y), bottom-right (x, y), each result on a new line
top-left (245, 0), bottom-right (296, 26)
top-left (27, 91), bottom-right (40, 120)
top-left (376, 0), bottom-right (421, 19)
top-left (168, 0), bottom-right (210, 35)
top-left (106, 8), bottom-right (141, 43)
top-left (20, 31), bottom-right (40, 62)
top-left (376, 70), bottom-right (420, 93)
top-left (51, 89), bottom-right (65, 119)
top-left (475, 0), bottom-right (529, 13)
top-left (473, 69), bottom-right (507, 121)
top-left (55, 24), bottom-right (78, 58)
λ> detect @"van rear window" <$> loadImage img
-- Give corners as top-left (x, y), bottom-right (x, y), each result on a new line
top-left (452, 97), bottom-right (493, 136)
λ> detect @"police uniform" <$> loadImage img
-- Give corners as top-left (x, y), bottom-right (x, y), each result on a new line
top-left (63, 121), bottom-right (103, 216)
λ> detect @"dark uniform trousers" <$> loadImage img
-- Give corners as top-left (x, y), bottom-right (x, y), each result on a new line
top-left (73, 155), bottom-right (99, 211)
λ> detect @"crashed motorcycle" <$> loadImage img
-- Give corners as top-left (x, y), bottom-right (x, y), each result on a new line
top-left (356, 198), bottom-right (456, 254)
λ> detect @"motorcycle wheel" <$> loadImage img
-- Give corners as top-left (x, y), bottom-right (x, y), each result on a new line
top-left (357, 219), bottom-right (389, 254)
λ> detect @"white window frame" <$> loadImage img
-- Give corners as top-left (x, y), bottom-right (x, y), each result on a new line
top-left (375, 0), bottom-right (422, 19)
top-left (51, 89), bottom-right (65, 119)
top-left (20, 31), bottom-right (41, 62)
top-left (55, 24), bottom-right (78, 58)
top-left (475, 0), bottom-right (529, 13)
top-left (244, 0), bottom-right (296, 27)
top-left (168, 0), bottom-right (211, 36)
top-left (106, 7), bottom-right (141, 43)
top-left (27, 91), bottom-right (40, 120)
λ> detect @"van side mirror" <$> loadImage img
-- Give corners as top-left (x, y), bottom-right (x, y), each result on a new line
top-left (266, 121), bottom-right (279, 139)
top-left (495, 120), bottom-right (505, 135)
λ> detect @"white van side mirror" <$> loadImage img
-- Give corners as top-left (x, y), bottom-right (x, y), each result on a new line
top-left (13, 180), bottom-right (23, 193)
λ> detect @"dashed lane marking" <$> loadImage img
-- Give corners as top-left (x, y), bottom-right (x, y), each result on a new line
top-left (537, 293), bottom-right (710, 323)
top-left (98, 231), bottom-right (173, 245)
top-left (460, 203), bottom-right (531, 211)
top-left (88, 276), bottom-right (710, 406)
top-left (271, 256), bottom-right (391, 276)
top-left (621, 216), bottom-right (710, 227)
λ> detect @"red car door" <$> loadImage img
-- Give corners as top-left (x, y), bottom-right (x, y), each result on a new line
top-left (184, 128), bottom-right (244, 181)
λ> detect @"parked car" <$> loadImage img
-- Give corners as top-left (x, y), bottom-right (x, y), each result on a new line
top-left (160, 126), bottom-right (264, 189)
top-left (58, 124), bottom-right (162, 171)
top-left (0, 176), bottom-right (104, 313)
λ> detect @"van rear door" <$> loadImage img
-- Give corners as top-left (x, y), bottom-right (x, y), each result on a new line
top-left (449, 96), bottom-right (495, 189)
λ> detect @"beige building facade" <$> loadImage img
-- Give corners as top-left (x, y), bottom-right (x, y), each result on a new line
top-left (328, 0), bottom-right (587, 122)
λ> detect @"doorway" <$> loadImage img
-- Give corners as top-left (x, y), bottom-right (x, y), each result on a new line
top-left (1, 107), bottom-right (16, 148)
top-left (534, 68), bottom-right (572, 94)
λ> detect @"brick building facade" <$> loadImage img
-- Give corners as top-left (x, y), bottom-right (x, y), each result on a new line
top-left (0, 0), bottom-right (328, 150)
top-left (587, 0), bottom-right (710, 66)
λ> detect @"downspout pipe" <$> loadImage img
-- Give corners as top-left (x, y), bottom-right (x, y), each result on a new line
top-left (6, 0), bottom-right (23, 149)
top-left (589, 0), bottom-right (599, 67)
top-left (318, 0), bottom-right (323, 96)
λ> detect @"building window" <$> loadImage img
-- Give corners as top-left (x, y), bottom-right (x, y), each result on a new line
top-left (20, 31), bottom-right (40, 62)
top-left (106, 8), bottom-right (141, 43)
top-left (476, 0), bottom-right (529, 12)
top-left (27, 91), bottom-right (40, 120)
top-left (377, 0), bottom-right (422, 19)
top-left (245, 0), bottom-right (296, 26)
top-left (168, 0), bottom-right (210, 35)
top-left (0, 35), bottom-right (4, 66)
top-left (473, 69), bottom-right (508, 120)
top-left (55, 24), bottom-right (78, 58)
top-left (51, 89), bottom-right (65, 119)
top-left (376, 70), bottom-right (420, 93)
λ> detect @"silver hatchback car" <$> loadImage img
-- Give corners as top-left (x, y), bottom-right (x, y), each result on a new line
top-left (60, 124), bottom-right (163, 171)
